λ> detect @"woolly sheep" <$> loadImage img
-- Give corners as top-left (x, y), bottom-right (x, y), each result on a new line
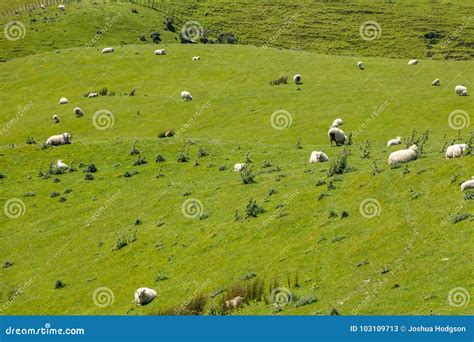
top-left (102, 47), bottom-right (115, 54)
top-left (74, 107), bottom-right (84, 118)
top-left (225, 296), bottom-right (244, 309)
top-left (387, 136), bottom-right (402, 147)
top-left (88, 92), bottom-right (98, 98)
top-left (455, 85), bottom-right (468, 96)
top-left (388, 144), bottom-right (418, 166)
top-left (134, 287), bottom-right (157, 306)
top-left (56, 159), bottom-right (68, 170)
top-left (431, 79), bottom-right (440, 86)
top-left (192, 56), bottom-right (200, 61)
top-left (328, 127), bottom-right (348, 146)
top-left (53, 114), bottom-right (59, 124)
top-left (357, 61), bottom-right (364, 70)
top-left (331, 118), bottom-right (343, 127)
top-left (45, 133), bottom-right (71, 147)
top-left (40, 4), bottom-right (45, 9)
top-left (59, 97), bottom-right (68, 105)
top-left (293, 74), bottom-right (302, 84)
top-left (445, 144), bottom-right (469, 159)
top-left (181, 91), bottom-right (192, 101)
top-left (408, 59), bottom-right (418, 65)
top-left (460, 177), bottom-right (474, 192)
top-left (58, 4), bottom-right (65, 11)
top-left (233, 163), bottom-right (246, 172)
top-left (309, 151), bottom-right (329, 163)
top-left (154, 49), bottom-right (166, 55)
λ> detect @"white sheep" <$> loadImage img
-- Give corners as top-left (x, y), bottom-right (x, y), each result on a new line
top-left (388, 144), bottom-right (418, 166)
top-left (192, 56), bottom-right (200, 61)
top-left (74, 107), bottom-right (84, 117)
top-left (328, 127), bottom-right (348, 146)
top-left (88, 92), bottom-right (98, 98)
top-left (181, 91), bottom-right (192, 101)
top-left (455, 85), bottom-right (468, 96)
top-left (225, 296), bottom-right (244, 309)
top-left (56, 159), bottom-right (68, 170)
top-left (59, 97), bottom-right (68, 105)
top-left (445, 144), bottom-right (469, 159)
top-left (431, 79), bottom-right (440, 86)
top-left (293, 74), bottom-right (302, 84)
top-left (387, 136), bottom-right (402, 147)
top-left (58, 4), bottom-right (65, 11)
top-left (102, 47), bottom-right (115, 54)
top-left (53, 114), bottom-right (59, 124)
top-left (45, 133), bottom-right (71, 147)
top-left (357, 61), bottom-right (364, 70)
top-left (460, 177), bottom-right (474, 192)
top-left (309, 151), bottom-right (329, 163)
top-left (134, 287), bottom-right (157, 306)
top-left (154, 49), bottom-right (166, 55)
top-left (331, 118), bottom-right (343, 128)
top-left (408, 59), bottom-right (418, 65)
top-left (233, 163), bottom-right (246, 172)
top-left (40, 4), bottom-right (45, 9)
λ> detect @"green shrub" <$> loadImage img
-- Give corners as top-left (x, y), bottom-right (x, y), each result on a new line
top-left (328, 147), bottom-right (351, 176)
top-left (133, 155), bottom-right (147, 166)
top-left (155, 154), bottom-right (165, 162)
top-left (240, 167), bottom-right (255, 184)
top-left (113, 230), bottom-right (137, 251)
top-left (244, 198), bottom-right (264, 218)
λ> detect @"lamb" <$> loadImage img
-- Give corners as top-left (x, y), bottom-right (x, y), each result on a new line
top-left (233, 163), bottom-right (246, 172)
top-left (331, 118), bottom-right (343, 127)
top-left (45, 133), bottom-right (71, 147)
top-left (357, 61), bottom-right (364, 70)
top-left (102, 47), bottom-right (115, 54)
top-left (431, 79), bottom-right (440, 86)
top-left (293, 74), bottom-right (302, 84)
top-left (58, 4), bottom-right (65, 11)
top-left (309, 151), bottom-right (329, 163)
top-left (56, 159), bottom-right (68, 170)
top-left (134, 287), bottom-right (157, 306)
top-left (328, 127), bottom-right (348, 146)
top-left (387, 136), bottom-right (402, 147)
top-left (88, 92), bottom-right (98, 98)
top-left (192, 56), bottom-right (200, 61)
top-left (225, 296), bottom-right (244, 309)
top-left (388, 144), bottom-right (418, 166)
top-left (445, 143), bottom-right (469, 159)
top-left (460, 177), bottom-right (474, 192)
top-left (408, 59), bottom-right (418, 65)
top-left (59, 97), bottom-right (68, 104)
top-left (53, 115), bottom-right (59, 124)
top-left (181, 91), bottom-right (192, 101)
top-left (154, 49), bottom-right (166, 55)
top-left (455, 85), bottom-right (468, 96)
top-left (74, 107), bottom-right (84, 118)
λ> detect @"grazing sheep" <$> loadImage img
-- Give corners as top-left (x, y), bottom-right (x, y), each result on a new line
top-left (59, 97), bottom-right (68, 105)
top-left (461, 177), bottom-right (474, 192)
top-left (225, 296), bottom-right (244, 309)
top-left (408, 59), bottom-right (418, 65)
top-left (102, 47), bottom-right (115, 54)
top-left (40, 4), bottom-right (45, 9)
top-left (328, 127), bottom-right (348, 146)
top-left (446, 144), bottom-right (469, 159)
top-left (309, 151), bottom-right (329, 163)
top-left (331, 118), bottom-right (343, 128)
top-left (455, 85), bottom-right (468, 96)
top-left (58, 4), bottom-right (65, 11)
top-left (431, 79), bottom-right (440, 86)
top-left (192, 56), bottom-right (200, 61)
top-left (45, 133), bottom-right (71, 147)
top-left (388, 145), bottom-right (418, 166)
top-left (88, 92), bottom-right (98, 98)
top-left (134, 287), bottom-right (157, 306)
top-left (293, 74), bottom-right (302, 84)
top-left (53, 115), bottom-right (59, 124)
top-left (387, 136), bottom-right (402, 147)
top-left (74, 107), bottom-right (84, 118)
top-left (181, 91), bottom-right (192, 101)
top-left (56, 159), bottom-right (68, 170)
top-left (154, 49), bottom-right (166, 55)
top-left (357, 61), bottom-right (364, 70)
top-left (233, 163), bottom-right (246, 172)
